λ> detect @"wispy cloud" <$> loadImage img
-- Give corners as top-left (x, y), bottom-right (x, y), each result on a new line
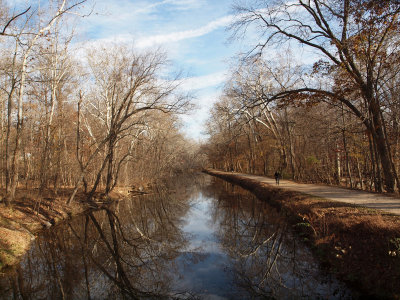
top-left (179, 71), bottom-right (227, 91)
top-left (71, 0), bottom-right (236, 140)
top-left (136, 15), bottom-right (234, 48)
top-left (134, 0), bottom-right (203, 14)
top-left (180, 90), bottom-right (221, 141)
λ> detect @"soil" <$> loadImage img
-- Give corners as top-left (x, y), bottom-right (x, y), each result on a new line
top-left (0, 187), bottom-right (129, 273)
top-left (204, 169), bottom-right (400, 299)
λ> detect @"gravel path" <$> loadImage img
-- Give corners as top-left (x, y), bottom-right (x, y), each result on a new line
top-left (214, 171), bottom-right (400, 216)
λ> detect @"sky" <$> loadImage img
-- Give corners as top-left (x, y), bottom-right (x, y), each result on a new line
top-left (6, 0), bottom-right (243, 140)
top-left (76, 0), bottom-right (243, 141)
top-left (5, 0), bottom-right (322, 141)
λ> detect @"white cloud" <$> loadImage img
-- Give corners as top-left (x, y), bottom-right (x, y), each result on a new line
top-left (179, 71), bottom-right (227, 91)
top-left (136, 15), bottom-right (234, 48)
top-left (69, 0), bottom-right (235, 141)
top-left (180, 90), bottom-right (222, 141)
top-left (75, 12), bottom-right (235, 64)
top-left (133, 0), bottom-right (204, 14)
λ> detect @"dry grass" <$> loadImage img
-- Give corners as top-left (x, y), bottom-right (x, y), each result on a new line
top-left (205, 169), bottom-right (400, 299)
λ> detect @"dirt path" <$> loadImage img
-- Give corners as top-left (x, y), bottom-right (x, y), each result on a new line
top-left (211, 170), bottom-right (400, 216)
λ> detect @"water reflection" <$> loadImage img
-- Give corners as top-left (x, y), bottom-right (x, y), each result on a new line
top-left (0, 180), bottom-right (193, 299)
top-left (207, 181), bottom-right (350, 299)
top-left (0, 176), bottom-right (351, 299)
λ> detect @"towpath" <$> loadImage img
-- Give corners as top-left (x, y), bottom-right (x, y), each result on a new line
top-left (207, 170), bottom-right (400, 216)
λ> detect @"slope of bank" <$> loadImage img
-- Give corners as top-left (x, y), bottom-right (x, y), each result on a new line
top-left (215, 170), bottom-right (400, 215)
top-left (0, 188), bottom-right (129, 272)
top-left (204, 169), bottom-right (400, 299)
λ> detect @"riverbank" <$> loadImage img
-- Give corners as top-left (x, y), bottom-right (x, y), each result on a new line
top-left (204, 169), bottom-right (400, 299)
top-left (0, 187), bottom-right (130, 272)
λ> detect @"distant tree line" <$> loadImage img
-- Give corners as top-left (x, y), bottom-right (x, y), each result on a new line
top-left (0, 0), bottom-right (201, 205)
top-left (204, 0), bottom-right (400, 193)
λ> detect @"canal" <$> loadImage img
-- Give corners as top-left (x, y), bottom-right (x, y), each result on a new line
top-left (0, 174), bottom-right (352, 299)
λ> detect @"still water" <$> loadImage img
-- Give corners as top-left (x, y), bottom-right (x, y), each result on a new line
top-left (0, 175), bottom-right (352, 299)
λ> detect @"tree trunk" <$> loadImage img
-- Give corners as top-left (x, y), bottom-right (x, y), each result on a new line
top-left (7, 53), bottom-right (28, 203)
top-left (4, 44), bottom-right (19, 204)
top-left (87, 152), bottom-right (112, 201)
top-left (105, 137), bottom-right (115, 195)
top-left (370, 99), bottom-right (395, 192)
top-left (356, 157), bottom-right (363, 190)
top-left (335, 142), bottom-right (341, 185)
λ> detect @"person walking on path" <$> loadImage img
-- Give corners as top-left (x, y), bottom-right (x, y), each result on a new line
top-left (274, 171), bottom-right (280, 185)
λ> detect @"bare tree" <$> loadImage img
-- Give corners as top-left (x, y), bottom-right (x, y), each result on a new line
top-left (0, 1), bottom-right (31, 37)
top-left (231, 0), bottom-right (400, 192)
top-left (67, 44), bottom-right (189, 204)
top-left (224, 53), bottom-right (303, 177)
top-left (34, 18), bottom-right (76, 193)
top-left (0, 0), bottom-right (86, 204)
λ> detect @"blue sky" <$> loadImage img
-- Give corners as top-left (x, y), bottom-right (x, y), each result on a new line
top-left (7, 0), bottom-right (241, 140)
top-left (78, 0), bottom-right (242, 141)
top-left (6, 0), bottom-right (322, 141)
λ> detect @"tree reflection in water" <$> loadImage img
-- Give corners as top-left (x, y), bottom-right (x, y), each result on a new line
top-left (0, 176), bottom-right (351, 299)
top-left (0, 180), bottom-right (195, 299)
top-left (207, 180), bottom-right (351, 299)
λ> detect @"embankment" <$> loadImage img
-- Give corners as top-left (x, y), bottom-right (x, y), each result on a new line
top-left (204, 169), bottom-right (400, 299)
top-left (0, 188), bottom-right (128, 272)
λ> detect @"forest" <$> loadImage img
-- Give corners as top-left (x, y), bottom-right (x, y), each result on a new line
top-left (1, 1), bottom-right (400, 297)
top-left (204, 0), bottom-right (400, 194)
top-left (0, 0), bottom-right (204, 206)
top-left (1, 0), bottom-right (400, 207)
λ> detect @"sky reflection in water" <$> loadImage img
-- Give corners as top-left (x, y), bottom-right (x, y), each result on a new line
top-left (0, 175), bottom-right (352, 299)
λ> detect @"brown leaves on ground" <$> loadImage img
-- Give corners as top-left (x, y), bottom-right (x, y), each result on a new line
top-left (272, 188), bottom-right (400, 298)
top-left (0, 227), bottom-right (31, 270)
top-left (0, 187), bottom-right (120, 272)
